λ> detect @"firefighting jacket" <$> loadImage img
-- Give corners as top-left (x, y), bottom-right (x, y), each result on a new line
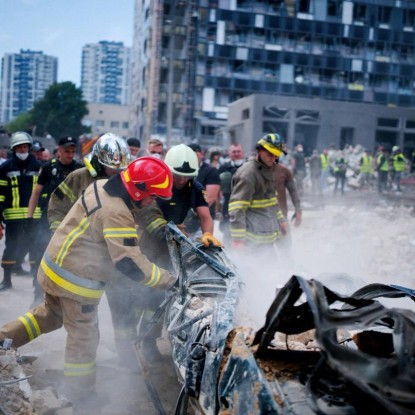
top-left (38, 176), bottom-right (174, 304)
top-left (48, 167), bottom-right (107, 231)
top-left (0, 153), bottom-right (41, 222)
top-left (229, 158), bottom-right (286, 244)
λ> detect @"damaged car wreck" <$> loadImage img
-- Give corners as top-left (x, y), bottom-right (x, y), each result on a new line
top-left (147, 223), bottom-right (415, 415)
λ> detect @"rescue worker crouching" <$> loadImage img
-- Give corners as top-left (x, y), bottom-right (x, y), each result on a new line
top-left (229, 133), bottom-right (288, 252)
top-left (47, 133), bottom-right (152, 368)
top-left (137, 144), bottom-right (222, 263)
top-left (0, 157), bottom-right (177, 409)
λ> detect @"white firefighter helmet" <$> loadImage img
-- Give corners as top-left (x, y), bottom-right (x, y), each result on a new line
top-left (10, 132), bottom-right (33, 149)
top-left (164, 144), bottom-right (199, 177)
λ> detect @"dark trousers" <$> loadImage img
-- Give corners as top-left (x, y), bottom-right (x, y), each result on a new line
top-left (2, 220), bottom-right (35, 272)
top-left (334, 173), bottom-right (346, 194)
top-left (378, 171), bottom-right (388, 193)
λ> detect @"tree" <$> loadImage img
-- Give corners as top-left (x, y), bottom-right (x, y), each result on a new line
top-left (5, 112), bottom-right (33, 134)
top-left (30, 82), bottom-right (89, 140)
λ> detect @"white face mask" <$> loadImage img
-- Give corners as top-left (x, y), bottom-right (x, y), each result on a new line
top-left (149, 153), bottom-right (162, 159)
top-left (15, 152), bottom-right (29, 161)
top-left (233, 159), bottom-right (244, 167)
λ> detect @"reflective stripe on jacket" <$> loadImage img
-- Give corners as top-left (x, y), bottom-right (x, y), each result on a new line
top-left (229, 158), bottom-right (285, 244)
top-left (39, 180), bottom-right (172, 304)
top-left (48, 167), bottom-right (105, 231)
top-left (0, 155), bottom-right (41, 220)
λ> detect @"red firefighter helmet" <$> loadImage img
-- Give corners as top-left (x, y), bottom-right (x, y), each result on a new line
top-left (121, 156), bottom-right (173, 201)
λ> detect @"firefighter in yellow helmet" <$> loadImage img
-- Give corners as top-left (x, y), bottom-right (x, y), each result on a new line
top-left (0, 157), bottom-right (176, 410)
top-left (229, 133), bottom-right (287, 249)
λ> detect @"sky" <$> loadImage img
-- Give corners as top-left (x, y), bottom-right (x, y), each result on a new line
top-left (0, 0), bottom-right (135, 86)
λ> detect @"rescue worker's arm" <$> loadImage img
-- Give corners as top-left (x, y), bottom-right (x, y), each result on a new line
top-left (203, 168), bottom-right (221, 207)
top-left (27, 184), bottom-right (44, 218)
top-left (102, 209), bottom-right (175, 289)
top-left (205, 183), bottom-right (220, 208)
top-left (196, 205), bottom-right (222, 247)
top-left (286, 179), bottom-right (302, 227)
top-left (134, 204), bottom-right (168, 241)
top-left (196, 206), bottom-right (213, 234)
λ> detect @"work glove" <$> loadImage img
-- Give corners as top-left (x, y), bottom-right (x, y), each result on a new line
top-left (200, 232), bottom-right (222, 247)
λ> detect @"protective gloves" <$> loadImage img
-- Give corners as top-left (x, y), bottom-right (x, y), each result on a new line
top-left (200, 232), bottom-right (222, 247)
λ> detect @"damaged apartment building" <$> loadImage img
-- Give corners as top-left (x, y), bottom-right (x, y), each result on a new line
top-left (130, 0), bottom-right (415, 155)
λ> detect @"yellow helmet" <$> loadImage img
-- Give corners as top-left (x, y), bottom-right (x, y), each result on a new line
top-left (257, 133), bottom-right (285, 157)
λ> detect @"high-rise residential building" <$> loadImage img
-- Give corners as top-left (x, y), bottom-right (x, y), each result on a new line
top-left (130, 0), bottom-right (415, 151)
top-left (0, 50), bottom-right (58, 124)
top-left (81, 41), bottom-right (132, 106)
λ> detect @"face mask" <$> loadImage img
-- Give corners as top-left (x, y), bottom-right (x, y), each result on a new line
top-left (233, 159), bottom-right (244, 167)
top-left (15, 152), bottom-right (29, 161)
top-left (150, 153), bottom-right (162, 159)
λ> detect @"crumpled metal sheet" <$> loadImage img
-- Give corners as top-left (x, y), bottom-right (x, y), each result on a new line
top-left (164, 223), bottom-right (415, 415)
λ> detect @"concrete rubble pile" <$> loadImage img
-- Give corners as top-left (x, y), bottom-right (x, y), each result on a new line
top-left (0, 346), bottom-right (71, 415)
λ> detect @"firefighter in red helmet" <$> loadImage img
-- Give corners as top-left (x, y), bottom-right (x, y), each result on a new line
top-left (0, 157), bottom-right (176, 410)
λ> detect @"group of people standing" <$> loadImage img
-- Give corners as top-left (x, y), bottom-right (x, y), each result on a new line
top-left (285, 144), bottom-right (410, 197)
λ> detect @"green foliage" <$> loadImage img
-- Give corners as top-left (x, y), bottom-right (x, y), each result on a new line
top-left (5, 112), bottom-right (33, 133)
top-left (30, 82), bottom-right (89, 140)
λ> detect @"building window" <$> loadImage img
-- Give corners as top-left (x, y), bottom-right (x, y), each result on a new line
top-left (327, 0), bottom-right (341, 17)
top-left (340, 127), bottom-right (354, 149)
top-left (298, 0), bottom-right (313, 14)
top-left (377, 118), bottom-right (399, 128)
top-left (378, 6), bottom-right (392, 26)
top-left (122, 122), bottom-right (129, 129)
top-left (353, 4), bottom-right (366, 23)
top-left (403, 9), bottom-right (415, 29)
top-left (242, 108), bottom-right (250, 120)
top-left (110, 121), bottom-right (119, 128)
top-left (96, 120), bottom-right (105, 127)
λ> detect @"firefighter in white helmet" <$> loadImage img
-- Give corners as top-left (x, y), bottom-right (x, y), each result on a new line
top-left (0, 157), bottom-right (176, 409)
top-left (0, 132), bottom-right (41, 290)
top-left (136, 144), bottom-right (222, 262)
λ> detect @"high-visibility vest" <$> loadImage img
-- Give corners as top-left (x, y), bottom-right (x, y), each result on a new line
top-left (377, 154), bottom-right (389, 172)
top-left (392, 154), bottom-right (405, 172)
top-left (320, 154), bottom-right (329, 170)
top-left (360, 155), bottom-right (373, 173)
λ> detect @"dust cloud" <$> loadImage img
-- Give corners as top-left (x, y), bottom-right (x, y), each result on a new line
top-left (230, 198), bottom-right (415, 329)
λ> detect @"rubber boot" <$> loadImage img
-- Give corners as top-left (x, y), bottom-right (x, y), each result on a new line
top-left (0, 269), bottom-right (12, 291)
